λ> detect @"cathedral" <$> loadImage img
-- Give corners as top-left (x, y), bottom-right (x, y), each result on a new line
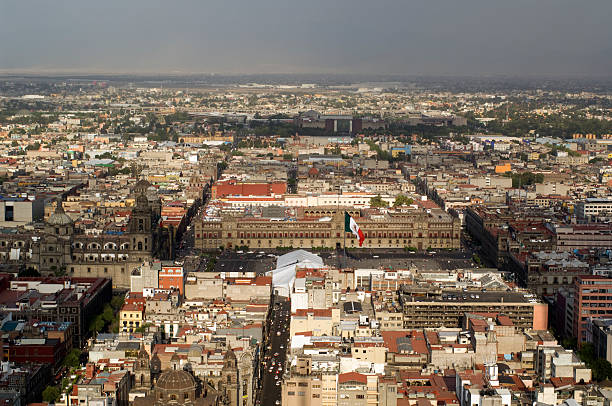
top-left (0, 180), bottom-right (168, 288)
top-left (132, 347), bottom-right (224, 406)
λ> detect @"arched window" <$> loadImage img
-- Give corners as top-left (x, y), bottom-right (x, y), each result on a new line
top-left (138, 242), bottom-right (143, 250)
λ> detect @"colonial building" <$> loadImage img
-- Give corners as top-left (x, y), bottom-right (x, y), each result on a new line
top-left (196, 208), bottom-right (460, 251)
top-left (0, 186), bottom-right (165, 288)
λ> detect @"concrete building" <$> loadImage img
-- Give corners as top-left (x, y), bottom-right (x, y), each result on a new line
top-left (0, 196), bottom-right (44, 227)
top-left (589, 318), bottom-right (612, 364)
top-left (399, 288), bottom-right (548, 330)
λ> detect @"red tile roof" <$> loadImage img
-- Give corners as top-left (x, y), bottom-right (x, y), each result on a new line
top-left (338, 372), bottom-right (367, 384)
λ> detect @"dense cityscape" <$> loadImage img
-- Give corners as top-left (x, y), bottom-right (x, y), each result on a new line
top-left (0, 74), bottom-right (610, 406)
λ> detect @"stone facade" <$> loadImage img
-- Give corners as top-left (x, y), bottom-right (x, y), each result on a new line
top-left (0, 193), bottom-right (163, 288)
top-left (196, 209), bottom-right (460, 251)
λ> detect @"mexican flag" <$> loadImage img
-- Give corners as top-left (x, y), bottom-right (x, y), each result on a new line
top-left (345, 212), bottom-right (365, 247)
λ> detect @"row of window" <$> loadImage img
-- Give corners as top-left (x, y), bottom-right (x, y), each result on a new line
top-left (202, 231), bottom-right (456, 239)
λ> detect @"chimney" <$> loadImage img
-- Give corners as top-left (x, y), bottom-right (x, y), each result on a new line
top-left (86, 363), bottom-right (96, 379)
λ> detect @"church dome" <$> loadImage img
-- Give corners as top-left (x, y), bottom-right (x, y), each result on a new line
top-left (48, 199), bottom-right (73, 226)
top-left (156, 370), bottom-right (196, 391)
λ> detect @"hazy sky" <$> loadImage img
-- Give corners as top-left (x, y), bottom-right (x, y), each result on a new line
top-left (1, 0), bottom-right (611, 77)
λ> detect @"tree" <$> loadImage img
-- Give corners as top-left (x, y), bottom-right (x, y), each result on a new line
top-left (370, 195), bottom-right (388, 208)
top-left (135, 323), bottom-right (151, 333)
top-left (42, 386), bottom-right (60, 403)
top-left (561, 337), bottom-right (577, 350)
top-left (110, 295), bottom-right (125, 311)
top-left (393, 195), bottom-right (414, 207)
top-left (578, 342), bottom-right (595, 364)
top-left (18, 267), bottom-right (40, 277)
top-left (63, 349), bottom-right (82, 368)
top-left (592, 358), bottom-right (612, 381)
top-left (88, 314), bottom-right (105, 335)
top-left (101, 304), bottom-right (114, 323)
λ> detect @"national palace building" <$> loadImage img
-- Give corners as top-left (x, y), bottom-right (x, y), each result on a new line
top-left (195, 207), bottom-right (461, 251)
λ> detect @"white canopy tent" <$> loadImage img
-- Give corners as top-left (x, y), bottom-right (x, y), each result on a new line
top-left (267, 250), bottom-right (324, 297)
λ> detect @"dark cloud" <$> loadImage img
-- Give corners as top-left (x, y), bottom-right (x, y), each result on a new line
top-left (1, 0), bottom-right (610, 77)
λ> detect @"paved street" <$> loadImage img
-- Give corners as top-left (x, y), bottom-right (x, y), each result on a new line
top-left (258, 297), bottom-right (290, 406)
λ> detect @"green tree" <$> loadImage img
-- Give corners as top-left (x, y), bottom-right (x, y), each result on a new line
top-left (25, 142), bottom-right (40, 151)
top-left (110, 295), bottom-right (125, 311)
top-left (63, 349), bottom-right (82, 368)
top-left (561, 337), bottom-right (577, 350)
top-left (370, 195), bottom-right (388, 208)
top-left (505, 172), bottom-right (544, 188)
top-left (101, 304), bottom-right (114, 323)
top-left (18, 267), bottom-right (40, 277)
top-left (577, 342), bottom-right (595, 364)
top-left (42, 386), bottom-right (60, 403)
top-left (591, 359), bottom-right (612, 382)
top-left (393, 195), bottom-right (414, 207)
top-left (88, 314), bottom-right (105, 335)
top-left (135, 323), bottom-right (151, 333)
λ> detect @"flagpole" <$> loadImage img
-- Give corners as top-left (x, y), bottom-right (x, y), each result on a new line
top-left (341, 188), bottom-right (346, 265)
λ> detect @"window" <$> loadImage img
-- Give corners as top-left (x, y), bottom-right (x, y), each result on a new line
top-left (357, 395), bottom-right (365, 399)
top-left (4, 206), bottom-right (13, 222)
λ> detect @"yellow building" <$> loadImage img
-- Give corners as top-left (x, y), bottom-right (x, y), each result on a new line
top-left (120, 303), bottom-right (145, 333)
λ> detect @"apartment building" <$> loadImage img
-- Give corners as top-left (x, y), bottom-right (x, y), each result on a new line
top-left (553, 224), bottom-right (612, 252)
top-left (573, 276), bottom-right (612, 343)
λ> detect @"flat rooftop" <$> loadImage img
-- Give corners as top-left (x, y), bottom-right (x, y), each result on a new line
top-left (401, 289), bottom-right (539, 304)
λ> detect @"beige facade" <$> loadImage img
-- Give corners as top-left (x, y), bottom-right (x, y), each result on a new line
top-left (351, 345), bottom-right (387, 365)
top-left (185, 272), bottom-right (224, 300)
top-left (375, 311), bottom-right (404, 330)
top-left (225, 283), bottom-right (270, 301)
top-left (290, 308), bottom-right (341, 337)
top-left (283, 375), bottom-right (323, 406)
top-left (196, 209), bottom-right (460, 251)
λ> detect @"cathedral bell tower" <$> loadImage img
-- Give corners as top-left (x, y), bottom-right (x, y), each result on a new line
top-left (128, 193), bottom-right (153, 262)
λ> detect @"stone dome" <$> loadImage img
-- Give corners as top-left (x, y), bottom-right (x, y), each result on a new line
top-left (48, 199), bottom-right (73, 226)
top-left (156, 370), bottom-right (196, 391)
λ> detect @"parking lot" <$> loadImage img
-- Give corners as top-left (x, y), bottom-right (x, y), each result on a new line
top-left (214, 251), bottom-right (277, 274)
top-left (321, 249), bottom-right (476, 270)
